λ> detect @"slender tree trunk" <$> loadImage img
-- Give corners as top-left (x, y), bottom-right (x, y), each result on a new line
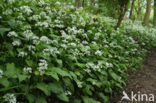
top-left (136, 0), bottom-right (142, 20)
top-left (154, 0), bottom-right (156, 27)
top-left (75, 0), bottom-right (81, 8)
top-left (114, 9), bottom-right (118, 19)
top-left (142, 0), bottom-right (151, 25)
top-left (129, 0), bottom-right (135, 19)
top-left (116, 0), bottom-right (129, 29)
top-left (137, 8), bottom-right (141, 18)
top-left (82, 0), bottom-right (85, 7)
top-left (90, 0), bottom-right (95, 6)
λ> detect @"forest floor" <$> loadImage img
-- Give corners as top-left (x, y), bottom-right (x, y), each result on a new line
top-left (111, 49), bottom-right (156, 103)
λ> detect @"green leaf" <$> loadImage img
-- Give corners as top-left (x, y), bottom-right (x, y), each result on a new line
top-left (98, 93), bottom-right (109, 103)
top-left (5, 63), bottom-right (17, 78)
top-left (82, 96), bottom-right (100, 103)
top-left (35, 97), bottom-right (47, 103)
top-left (73, 99), bottom-right (82, 103)
top-left (27, 94), bottom-right (36, 103)
top-left (109, 70), bottom-right (120, 81)
top-left (26, 59), bottom-right (34, 67)
top-left (57, 93), bottom-right (69, 102)
top-left (48, 82), bottom-right (64, 94)
top-left (56, 59), bottom-right (62, 67)
top-left (18, 74), bottom-right (30, 82)
top-left (47, 67), bottom-right (71, 78)
top-left (45, 71), bottom-right (59, 81)
top-left (0, 27), bottom-right (11, 36)
top-left (36, 83), bottom-right (50, 96)
top-left (0, 78), bottom-right (9, 87)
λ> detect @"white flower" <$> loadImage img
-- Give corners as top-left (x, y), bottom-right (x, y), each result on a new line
top-left (35, 21), bottom-right (49, 28)
top-left (95, 50), bottom-right (102, 56)
top-left (23, 30), bottom-right (34, 40)
top-left (43, 47), bottom-right (60, 56)
top-left (65, 90), bottom-right (72, 96)
top-left (88, 30), bottom-right (92, 34)
top-left (23, 67), bottom-right (32, 73)
top-left (0, 69), bottom-right (3, 78)
top-left (17, 13), bottom-right (25, 21)
top-left (13, 8), bottom-right (19, 12)
top-left (4, 94), bottom-right (17, 103)
top-left (28, 45), bottom-right (36, 52)
top-left (85, 69), bottom-right (91, 73)
top-left (82, 33), bottom-right (88, 38)
top-left (94, 32), bottom-right (101, 40)
top-left (23, 25), bottom-right (31, 30)
top-left (92, 81), bottom-right (96, 85)
top-left (16, 20), bottom-right (23, 25)
top-left (82, 41), bottom-right (88, 45)
top-left (61, 44), bottom-right (67, 49)
top-left (7, 31), bottom-right (18, 37)
top-left (40, 36), bottom-right (51, 44)
top-left (30, 15), bottom-right (41, 21)
top-left (38, 0), bottom-right (45, 6)
top-left (37, 59), bottom-right (48, 75)
top-left (7, 0), bottom-right (15, 4)
top-left (20, 6), bottom-right (32, 15)
top-left (40, 12), bottom-right (47, 17)
top-left (86, 62), bottom-right (102, 71)
top-left (55, 1), bottom-right (61, 5)
top-left (77, 82), bottom-right (83, 88)
top-left (72, 49), bottom-right (80, 56)
top-left (106, 62), bottom-right (113, 68)
top-left (18, 51), bottom-right (27, 57)
top-left (67, 27), bottom-right (78, 35)
top-left (32, 36), bottom-right (40, 45)
top-left (3, 9), bottom-right (13, 15)
top-left (12, 40), bottom-right (20, 46)
top-left (70, 43), bottom-right (76, 47)
top-left (81, 45), bottom-right (91, 56)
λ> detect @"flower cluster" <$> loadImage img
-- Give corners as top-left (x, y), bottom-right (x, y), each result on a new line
top-left (23, 67), bottom-right (32, 73)
top-left (20, 6), bottom-right (32, 15)
top-left (18, 51), bottom-right (28, 57)
top-left (86, 62), bottom-right (103, 72)
top-left (0, 69), bottom-right (3, 78)
top-left (65, 90), bottom-right (72, 96)
top-left (7, 31), bottom-right (18, 37)
top-left (37, 59), bottom-right (48, 75)
top-left (77, 82), bottom-right (83, 88)
top-left (1, 0), bottom-right (156, 103)
top-left (12, 40), bottom-right (21, 46)
top-left (42, 47), bottom-right (60, 56)
top-left (4, 94), bottom-right (17, 103)
top-left (7, 0), bottom-right (16, 4)
top-left (95, 50), bottom-right (102, 56)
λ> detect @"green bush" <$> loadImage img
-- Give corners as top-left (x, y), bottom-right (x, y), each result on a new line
top-left (0, 0), bottom-right (156, 103)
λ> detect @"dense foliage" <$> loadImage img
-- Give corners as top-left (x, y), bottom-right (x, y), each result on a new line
top-left (0, 0), bottom-right (156, 103)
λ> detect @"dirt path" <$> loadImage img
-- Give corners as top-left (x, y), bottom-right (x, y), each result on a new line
top-left (111, 49), bottom-right (156, 103)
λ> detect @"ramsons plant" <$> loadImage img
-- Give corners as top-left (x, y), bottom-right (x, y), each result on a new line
top-left (0, 0), bottom-right (156, 103)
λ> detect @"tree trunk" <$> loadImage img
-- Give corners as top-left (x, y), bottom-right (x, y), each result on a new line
top-left (142, 0), bottom-right (151, 25)
top-left (116, 0), bottom-right (129, 29)
top-left (114, 9), bottom-right (118, 19)
top-left (90, 0), bottom-right (95, 6)
top-left (129, 0), bottom-right (135, 19)
top-left (82, 0), bottom-right (85, 7)
top-left (137, 8), bottom-right (141, 18)
top-left (75, 0), bottom-right (81, 8)
top-left (136, 0), bottom-right (142, 20)
top-left (154, 0), bottom-right (156, 27)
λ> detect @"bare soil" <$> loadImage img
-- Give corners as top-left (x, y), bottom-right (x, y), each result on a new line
top-left (111, 49), bottom-right (156, 103)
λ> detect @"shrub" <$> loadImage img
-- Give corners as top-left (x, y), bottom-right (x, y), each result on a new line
top-left (0, 0), bottom-right (156, 103)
